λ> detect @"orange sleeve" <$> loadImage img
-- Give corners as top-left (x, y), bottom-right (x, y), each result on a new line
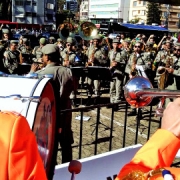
top-left (2, 112), bottom-right (47, 180)
top-left (116, 129), bottom-right (180, 179)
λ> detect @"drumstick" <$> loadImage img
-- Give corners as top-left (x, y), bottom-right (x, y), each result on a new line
top-left (68, 160), bottom-right (82, 180)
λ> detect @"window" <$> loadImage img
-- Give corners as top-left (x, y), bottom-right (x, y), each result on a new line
top-left (143, 1), bottom-right (146, 5)
top-left (133, 1), bottom-right (137, 6)
top-left (26, 12), bottom-right (37, 17)
top-left (47, 3), bottom-right (54, 10)
top-left (138, 10), bottom-right (140, 14)
top-left (138, 1), bottom-right (141, 4)
top-left (15, 0), bottom-right (24, 6)
top-left (178, 13), bottom-right (180, 18)
top-left (46, 14), bottom-right (53, 20)
top-left (32, 2), bottom-right (36, 6)
top-left (25, 1), bottom-right (31, 5)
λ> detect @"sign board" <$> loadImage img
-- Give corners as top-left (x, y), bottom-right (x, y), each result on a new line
top-left (53, 144), bottom-right (142, 180)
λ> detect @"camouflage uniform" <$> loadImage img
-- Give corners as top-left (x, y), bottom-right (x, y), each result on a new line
top-left (108, 49), bottom-right (126, 103)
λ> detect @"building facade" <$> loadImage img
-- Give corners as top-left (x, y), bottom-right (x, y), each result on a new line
top-left (161, 4), bottom-right (180, 32)
top-left (129, 0), bottom-right (147, 24)
top-left (79, 0), bottom-right (89, 21)
top-left (65, 0), bottom-right (78, 12)
top-left (12, 0), bottom-right (56, 26)
top-left (88, 0), bottom-right (130, 24)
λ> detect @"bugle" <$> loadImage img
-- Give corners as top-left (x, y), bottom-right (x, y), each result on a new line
top-left (124, 76), bottom-right (180, 116)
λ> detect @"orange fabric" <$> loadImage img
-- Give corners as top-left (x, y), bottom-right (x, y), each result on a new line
top-left (116, 129), bottom-right (180, 179)
top-left (0, 111), bottom-right (47, 180)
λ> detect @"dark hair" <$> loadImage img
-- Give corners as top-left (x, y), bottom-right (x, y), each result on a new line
top-left (47, 52), bottom-right (60, 62)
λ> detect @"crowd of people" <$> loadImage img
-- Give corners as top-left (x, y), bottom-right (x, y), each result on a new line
top-left (0, 24), bottom-right (180, 164)
top-left (0, 23), bottom-right (180, 179)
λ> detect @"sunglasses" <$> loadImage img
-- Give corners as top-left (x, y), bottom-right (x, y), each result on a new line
top-left (174, 48), bottom-right (180, 52)
top-left (134, 45), bottom-right (141, 48)
top-left (67, 44), bottom-right (72, 46)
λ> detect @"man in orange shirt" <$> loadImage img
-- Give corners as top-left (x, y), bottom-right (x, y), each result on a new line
top-left (0, 111), bottom-right (47, 180)
top-left (116, 98), bottom-right (180, 180)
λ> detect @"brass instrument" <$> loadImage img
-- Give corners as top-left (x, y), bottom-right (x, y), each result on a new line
top-left (57, 23), bottom-right (75, 40)
top-left (157, 54), bottom-right (174, 90)
top-left (124, 76), bottom-right (180, 117)
top-left (78, 22), bottom-right (98, 41)
top-left (130, 53), bottom-right (138, 77)
top-left (86, 47), bottom-right (96, 67)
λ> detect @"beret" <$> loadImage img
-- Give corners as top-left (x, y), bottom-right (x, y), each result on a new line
top-left (66, 37), bottom-right (74, 44)
top-left (41, 44), bottom-right (59, 55)
top-left (49, 36), bottom-right (55, 40)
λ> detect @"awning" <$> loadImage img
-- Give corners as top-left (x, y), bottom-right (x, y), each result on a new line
top-left (121, 23), bottom-right (169, 32)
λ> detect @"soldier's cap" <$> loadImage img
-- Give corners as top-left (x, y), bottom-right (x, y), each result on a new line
top-left (2, 29), bottom-right (9, 34)
top-left (10, 40), bottom-right (19, 44)
top-left (41, 44), bottom-right (59, 55)
top-left (123, 39), bottom-right (131, 43)
top-left (66, 37), bottom-right (75, 44)
top-left (175, 42), bottom-right (180, 47)
top-left (92, 34), bottom-right (101, 40)
top-left (57, 38), bottom-right (63, 42)
top-left (49, 36), bottom-right (55, 40)
top-left (39, 38), bottom-right (46, 45)
top-left (22, 38), bottom-right (28, 42)
top-left (112, 38), bottom-right (120, 44)
top-left (135, 40), bottom-right (143, 45)
top-left (162, 41), bottom-right (166, 45)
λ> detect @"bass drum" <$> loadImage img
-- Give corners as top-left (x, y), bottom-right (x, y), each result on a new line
top-left (0, 76), bottom-right (58, 180)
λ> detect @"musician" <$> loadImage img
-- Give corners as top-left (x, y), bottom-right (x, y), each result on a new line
top-left (127, 41), bottom-right (153, 117)
top-left (21, 40), bottom-right (33, 64)
top-left (0, 40), bottom-right (6, 73)
top-left (115, 97), bottom-right (180, 180)
top-left (49, 36), bottom-right (56, 44)
top-left (32, 38), bottom-right (47, 63)
top-left (109, 38), bottom-right (126, 105)
top-left (30, 44), bottom-right (74, 164)
top-left (3, 40), bottom-right (22, 74)
top-left (86, 35), bottom-right (108, 98)
top-left (61, 37), bottom-right (79, 107)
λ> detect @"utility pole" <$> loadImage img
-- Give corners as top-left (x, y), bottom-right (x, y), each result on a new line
top-left (116, 8), bottom-right (122, 23)
top-left (165, 4), bottom-right (170, 29)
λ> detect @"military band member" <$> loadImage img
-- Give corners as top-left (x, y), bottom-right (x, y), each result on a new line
top-left (127, 41), bottom-right (153, 117)
top-left (109, 38), bottom-right (126, 105)
top-left (3, 40), bottom-right (21, 74)
top-left (32, 37), bottom-right (46, 63)
top-left (21, 40), bottom-right (33, 64)
top-left (61, 37), bottom-right (78, 107)
top-left (86, 35), bottom-right (109, 97)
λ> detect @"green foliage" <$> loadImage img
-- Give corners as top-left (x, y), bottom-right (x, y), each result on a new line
top-left (57, 0), bottom-right (66, 13)
top-left (146, 2), bottom-right (161, 25)
top-left (129, 17), bottom-right (141, 24)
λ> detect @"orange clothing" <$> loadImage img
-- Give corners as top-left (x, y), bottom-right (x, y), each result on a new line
top-left (116, 129), bottom-right (180, 179)
top-left (0, 111), bottom-right (47, 180)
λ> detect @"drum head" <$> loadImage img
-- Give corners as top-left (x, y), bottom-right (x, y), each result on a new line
top-left (32, 80), bottom-right (58, 179)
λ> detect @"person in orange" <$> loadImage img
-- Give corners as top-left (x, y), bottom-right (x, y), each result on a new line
top-left (116, 98), bottom-right (180, 180)
top-left (0, 111), bottom-right (47, 180)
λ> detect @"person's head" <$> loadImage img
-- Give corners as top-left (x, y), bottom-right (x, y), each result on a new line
top-left (41, 44), bottom-right (60, 66)
top-left (165, 40), bottom-right (172, 51)
top-left (39, 38), bottom-right (46, 46)
top-left (112, 38), bottom-right (120, 49)
top-left (120, 33), bottom-right (125, 40)
top-left (134, 41), bottom-right (142, 53)
top-left (174, 43), bottom-right (180, 56)
top-left (2, 29), bottom-right (9, 40)
top-left (10, 40), bottom-right (18, 51)
top-left (92, 35), bottom-right (101, 47)
top-left (49, 36), bottom-right (55, 44)
top-left (123, 39), bottom-right (131, 49)
top-left (66, 37), bottom-right (75, 50)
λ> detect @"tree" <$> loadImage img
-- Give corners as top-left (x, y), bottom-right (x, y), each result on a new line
top-left (146, 2), bottom-right (161, 25)
top-left (57, 0), bottom-right (66, 13)
top-left (0, 0), bottom-right (12, 20)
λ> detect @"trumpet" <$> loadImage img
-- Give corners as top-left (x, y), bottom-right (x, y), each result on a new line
top-left (124, 76), bottom-right (180, 117)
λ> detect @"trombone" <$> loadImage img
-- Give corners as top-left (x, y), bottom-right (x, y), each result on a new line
top-left (124, 76), bottom-right (180, 117)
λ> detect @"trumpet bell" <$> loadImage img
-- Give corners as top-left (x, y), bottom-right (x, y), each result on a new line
top-left (124, 76), bottom-right (153, 108)
top-left (79, 22), bottom-right (98, 41)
